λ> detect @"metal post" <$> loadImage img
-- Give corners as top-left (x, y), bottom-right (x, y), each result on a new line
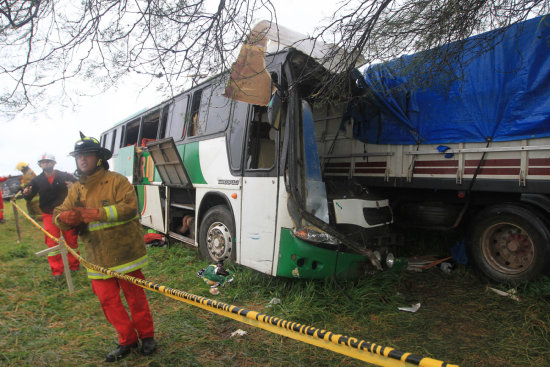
top-left (58, 237), bottom-right (74, 293)
top-left (11, 201), bottom-right (22, 244)
top-left (36, 238), bottom-right (75, 293)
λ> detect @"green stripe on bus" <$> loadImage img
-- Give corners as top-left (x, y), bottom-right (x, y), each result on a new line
top-left (181, 142), bottom-right (207, 184)
top-left (136, 185), bottom-right (145, 213)
top-left (276, 228), bottom-right (367, 279)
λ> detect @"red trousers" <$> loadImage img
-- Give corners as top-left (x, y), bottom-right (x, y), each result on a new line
top-left (43, 213), bottom-right (80, 275)
top-left (91, 269), bottom-right (155, 346)
top-left (0, 187), bottom-right (4, 220)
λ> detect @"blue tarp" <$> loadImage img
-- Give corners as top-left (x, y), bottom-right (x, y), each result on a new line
top-left (354, 15), bottom-right (550, 145)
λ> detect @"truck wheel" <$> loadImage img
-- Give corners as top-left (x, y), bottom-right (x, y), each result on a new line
top-left (199, 205), bottom-right (236, 263)
top-left (469, 204), bottom-right (550, 283)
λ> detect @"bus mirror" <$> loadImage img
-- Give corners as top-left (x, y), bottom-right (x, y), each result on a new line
top-left (268, 91), bottom-right (281, 130)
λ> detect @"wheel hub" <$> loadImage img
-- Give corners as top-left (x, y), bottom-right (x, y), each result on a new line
top-left (206, 221), bottom-right (232, 260)
top-left (482, 222), bottom-right (534, 275)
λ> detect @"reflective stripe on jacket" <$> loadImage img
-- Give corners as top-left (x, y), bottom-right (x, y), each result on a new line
top-left (53, 168), bottom-right (147, 279)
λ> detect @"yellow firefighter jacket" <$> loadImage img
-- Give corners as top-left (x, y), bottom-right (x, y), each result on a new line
top-left (54, 168), bottom-right (147, 279)
top-left (21, 169), bottom-right (36, 187)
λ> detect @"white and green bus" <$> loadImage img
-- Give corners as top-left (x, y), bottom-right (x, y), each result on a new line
top-left (99, 32), bottom-right (394, 279)
top-left (101, 18), bottom-right (550, 284)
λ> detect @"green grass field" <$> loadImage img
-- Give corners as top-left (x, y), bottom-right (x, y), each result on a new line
top-left (1, 198), bottom-right (549, 366)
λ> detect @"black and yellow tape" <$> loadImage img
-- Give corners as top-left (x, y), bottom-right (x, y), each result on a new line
top-left (10, 200), bottom-right (458, 367)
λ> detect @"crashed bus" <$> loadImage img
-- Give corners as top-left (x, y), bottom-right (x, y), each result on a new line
top-left (99, 22), bottom-right (394, 280)
top-left (101, 16), bottom-right (550, 283)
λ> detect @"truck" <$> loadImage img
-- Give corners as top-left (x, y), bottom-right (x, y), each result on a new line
top-left (314, 14), bottom-right (550, 283)
top-left (100, 14), bottom-right (550, 283)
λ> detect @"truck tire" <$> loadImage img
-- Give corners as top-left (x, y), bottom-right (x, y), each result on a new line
top-left (469, 204), bottom-right (550, 283)
top-left (198, 205), bottom-right (236, 263)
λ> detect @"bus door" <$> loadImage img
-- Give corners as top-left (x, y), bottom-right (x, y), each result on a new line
top-left (239, 106), bottom-right (279, 274)
top-left (144, 138), bottom-right (194, 234)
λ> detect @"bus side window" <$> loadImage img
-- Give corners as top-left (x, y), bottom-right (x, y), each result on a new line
top-left (140, 110), bottom-right (161, 146)
top-left (111, 129), bottom-right (117, 152)
top-left (123, 119), bottom-right (140, 146)
top-left (113, 127), bottom-right (122, 155)
top-left (187, 90), bottom-right (203, 137)
top-left (227, 100), bottom-right (249, 172)
top-left (158, 107), bottom-right (168, 139)
top-left (166, 95), bottom-right (188, 141)
top-left (204, 78), bottom-right (231, 135)
top-left (246, 106), bottom-right (275, 169)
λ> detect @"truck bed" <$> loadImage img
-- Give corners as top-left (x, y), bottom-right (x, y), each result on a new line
top-left (313, 104), bottom-right (550, 194)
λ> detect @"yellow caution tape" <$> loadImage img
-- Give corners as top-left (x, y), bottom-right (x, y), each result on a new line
top-left (10, 200), bottom-right (458, 367)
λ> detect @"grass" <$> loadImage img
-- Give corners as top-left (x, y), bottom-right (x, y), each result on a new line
top-left (1, 198), bottom-right (550, 366)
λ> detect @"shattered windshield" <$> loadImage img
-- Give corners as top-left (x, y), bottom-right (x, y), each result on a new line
top-left (301, 100), bottom-right (329, 223)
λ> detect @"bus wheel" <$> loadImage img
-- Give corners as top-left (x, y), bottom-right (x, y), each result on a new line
top-left (199, 205), bottom-right (236, 263)
top-left (469, 204), bottom-right (549, 284)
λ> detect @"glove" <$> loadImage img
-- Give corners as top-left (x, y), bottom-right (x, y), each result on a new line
top-left (74, 207), bottom-right (101, 223)
top-left (58, 210), bottom-right (83, 227)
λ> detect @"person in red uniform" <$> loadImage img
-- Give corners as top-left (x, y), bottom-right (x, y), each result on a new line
top-left (54, 134), bottom-right (156, 362)
top-left (23, 153), bottom-right (80, 279)
top-left (0, 175), bottom-right (7, 223)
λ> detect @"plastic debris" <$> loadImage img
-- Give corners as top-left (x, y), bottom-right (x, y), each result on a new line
top-left (265, 297), bottom-right (281, 307)
top-left (197, 260), bottom-right (234, 295)
top-left (489, 287), bottom-right (521, 302)
top-left (398, 303), bottom-right (421, 313)
top-left (230, 329), bottom-right (247, 338)
top-left (440, 262), bottom-right (453, 274)
top-left (405, 256), bottom-right (453, 272)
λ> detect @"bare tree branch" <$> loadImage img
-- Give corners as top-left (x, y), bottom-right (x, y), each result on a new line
top-left (0, 0), bottom-right (548, 117)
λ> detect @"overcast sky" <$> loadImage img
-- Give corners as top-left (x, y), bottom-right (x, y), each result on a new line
top-left (0, 0), bottom-right (330, 177)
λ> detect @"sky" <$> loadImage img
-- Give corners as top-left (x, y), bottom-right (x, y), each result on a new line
top-left (0, 0), bottom-right (331, 177)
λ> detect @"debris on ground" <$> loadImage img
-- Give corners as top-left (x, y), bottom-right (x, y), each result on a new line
top-left (197, 260), bottom-right (234, 295)
top-left (230, 329), bottom-right (247, 338)
top-left (398, 303), bottom-right (421, 313)
top-left (489, 287), bottom-right (521, 302)
top-left (406, 256), bottom-right (453, 272)
top-left (265, 297), bottom-right (281, 307)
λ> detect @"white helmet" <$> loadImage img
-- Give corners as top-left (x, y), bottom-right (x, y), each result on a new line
top-left (38, 153), bottom-right (56, 164)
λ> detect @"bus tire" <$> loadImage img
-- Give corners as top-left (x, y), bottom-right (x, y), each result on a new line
top-left (199, 205), bottom-right (236, 263)
top-left (469, 204), bottom-right (550, 284)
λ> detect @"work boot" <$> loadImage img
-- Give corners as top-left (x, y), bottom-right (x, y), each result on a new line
top-left (0, 219), bottom-right (5, 224)
top-left (105, 342), bottom-right (138, 362)
top-left (140, 337), bottom-right (157, 356)
top-left (53, 275), bottom-right (62, 281)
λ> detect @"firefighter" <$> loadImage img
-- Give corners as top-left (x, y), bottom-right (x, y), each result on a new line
top-left (16, 162), bottom-right (42, 220)
top-left (53, 133), bottom-right (156, 362)
top-left (22, 154), bottom-right (80, 279)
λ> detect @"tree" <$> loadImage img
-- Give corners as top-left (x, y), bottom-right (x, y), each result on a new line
top-left (0, 0), bottom-right (548, 117)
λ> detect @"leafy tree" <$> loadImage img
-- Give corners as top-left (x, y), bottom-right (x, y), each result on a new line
top-left (0, 0), bottom-right (548, 116)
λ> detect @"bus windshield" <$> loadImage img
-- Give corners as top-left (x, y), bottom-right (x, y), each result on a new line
top-left (301, 100), bottom-right (329, 223)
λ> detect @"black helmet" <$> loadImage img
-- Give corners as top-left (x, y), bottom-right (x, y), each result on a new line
top-left (70, 132), bottom-right (112, 160)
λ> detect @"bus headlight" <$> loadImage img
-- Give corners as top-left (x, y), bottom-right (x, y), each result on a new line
top-left (293, 227), bottom-right (340, 245)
